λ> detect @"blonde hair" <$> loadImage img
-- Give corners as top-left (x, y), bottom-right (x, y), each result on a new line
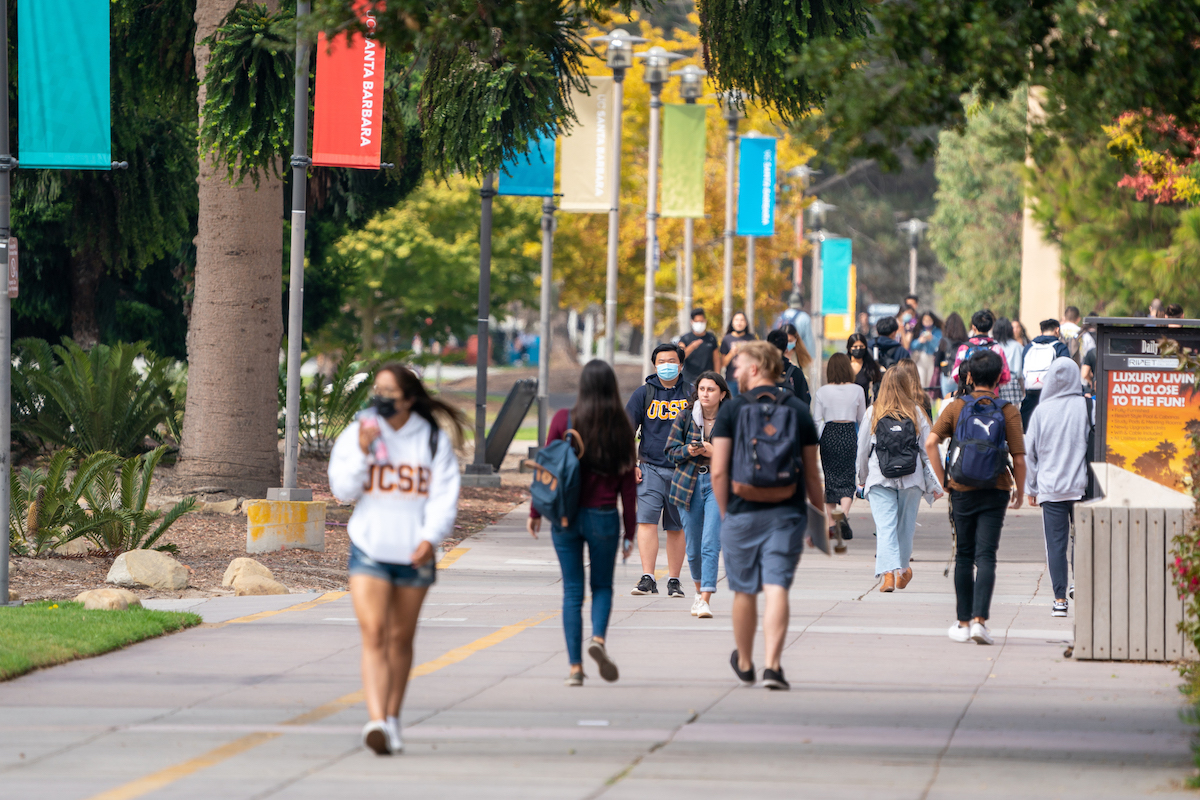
top-left (792, 336), bottom-right (813, 369)
top-left (870, 369), bottom-right (923, 433)
top-left (892, 359), bottom-right (926, 411)
top-left (736, 340), bottom-right (783, 382)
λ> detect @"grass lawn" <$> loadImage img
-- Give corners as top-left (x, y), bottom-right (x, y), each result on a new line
top-left (0, 601), bottom-right (202, 681)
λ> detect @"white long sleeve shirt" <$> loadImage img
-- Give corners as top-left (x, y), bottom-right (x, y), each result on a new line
top-left (328, 414), bottom-right (460, 564)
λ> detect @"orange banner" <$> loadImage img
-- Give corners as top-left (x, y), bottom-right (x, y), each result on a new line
top-left (1106, 369), bottom-right (1200, 493)
top-left (312, 6), bottom-right (385, 169)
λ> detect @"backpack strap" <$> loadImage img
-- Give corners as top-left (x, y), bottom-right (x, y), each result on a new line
top-left (564, 411), bottom-right (585, 457)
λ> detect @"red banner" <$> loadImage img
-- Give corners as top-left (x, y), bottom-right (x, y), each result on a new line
top-left (312, 6), bottom-right (385, 169)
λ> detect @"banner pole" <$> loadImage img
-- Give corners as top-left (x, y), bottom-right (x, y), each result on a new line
top-left (537, 196), bottom-right (555, 447)
top-left (745, 236), bottom-right (756, 334)
top-left (279, 1), bottom-right (312, 498)
top-left (604, 73), bottom-right (625, 365)
top-left (683, 218), bottom-right (694, 331)
top-left (641, 80), bottom-right (663, 378)
top-left (0, 0), bottom-right (12, 606)
top-left (463, 173), bottom-right (500, 486)
top-left (722, 115), bottom-right (736, 333)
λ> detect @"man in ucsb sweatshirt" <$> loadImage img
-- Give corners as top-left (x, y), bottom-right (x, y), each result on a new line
top-left (625, 343), bottom-right (692, 598)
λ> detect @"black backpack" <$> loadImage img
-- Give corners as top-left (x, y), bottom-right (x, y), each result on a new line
top-left (872, 415), bottom-right (919, 478)
top-left (731, 388), bottom-right (802, 503)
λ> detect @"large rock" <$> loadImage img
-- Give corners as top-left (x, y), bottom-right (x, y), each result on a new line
top-left (53, 538), bottom-right (91, 556)
top-left (75, 588), bottom-right (142, 610)
top-left (106, 550), bottom-right (189, 591)
top-left (196, 498), bottom-right (240, 515)
top-left (222, 557), bottom-right (273, 588)
top-left (232, 574), bottom-right (289, 596)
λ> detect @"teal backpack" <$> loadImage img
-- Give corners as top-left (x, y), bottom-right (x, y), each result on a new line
top-left (525, 414), bottom-right (584, 528)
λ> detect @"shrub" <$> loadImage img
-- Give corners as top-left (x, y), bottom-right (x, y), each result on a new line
top-left (279, 358), bottom-right (373, 456)
top-left (82, 446), bottom-right (195, 554)
top-left (9, 449), bottom-right (125, 556)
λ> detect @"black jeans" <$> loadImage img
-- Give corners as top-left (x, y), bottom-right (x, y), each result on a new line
top-left (951, 489), bottom-right (1010, 622)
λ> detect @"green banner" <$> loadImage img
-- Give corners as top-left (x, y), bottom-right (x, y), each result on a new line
top-left (661, 104), bottom-right (706, 218)
top-left (18, 0), bottom-right (111, 169)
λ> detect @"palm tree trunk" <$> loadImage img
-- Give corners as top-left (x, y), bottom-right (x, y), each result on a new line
top-left (70, 248), bottom-right (105, 348)
top-left (176, 0), bottom-right (284, 496)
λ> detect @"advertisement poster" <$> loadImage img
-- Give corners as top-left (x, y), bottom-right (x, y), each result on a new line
top-left (1106, 367), bottom-right (1200, 492)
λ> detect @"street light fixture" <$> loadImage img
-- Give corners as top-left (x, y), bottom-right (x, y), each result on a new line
top-left (806, 198), bottom-right (837, 388)
top-left (786, 164), bottom-right (821, 388)
top-left (717, 89), bottom-right (748, 333)
top-left (897, 217), bottom-right (929, 296)
top-left (635, 45), bottom-right (682, 377)
top-left (590, 28), bottom-right (647, 364)
top-left (670, 64), bottom-right (707, 334)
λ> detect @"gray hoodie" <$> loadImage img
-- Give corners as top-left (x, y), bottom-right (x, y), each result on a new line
top-left (1024, 358), bottom-right (1091, 503)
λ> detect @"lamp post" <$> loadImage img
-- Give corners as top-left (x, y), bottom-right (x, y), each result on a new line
top-left (462, 173), bottom-right (501, 487)
top-left (806, 199), bottom-right (837, 387)
top-left (786, 165), bottom-right (820, 309)
top-left (717, 89), bottom-right (746, 332)
top-left (741, 129), bottom-right (765, 334)
top-left (671, 64), bottom-right (706, 335)
top-left (898, 217), bottom-right (929, 296)
top-left (635, 45), bottom-right (681, 378)
top-left (590, 28), bottom-right (647, 364)
top-left (536, 196), bottom-right (556, 447)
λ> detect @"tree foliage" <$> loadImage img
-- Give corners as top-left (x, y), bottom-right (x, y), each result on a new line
top-left (1106, 112), bottom-right (1200, 206)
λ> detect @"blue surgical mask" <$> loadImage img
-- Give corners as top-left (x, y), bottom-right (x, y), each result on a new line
top-left (787, 341), bottom-right (796, 351)
top-left (656, 363), bottom-right (680, 381)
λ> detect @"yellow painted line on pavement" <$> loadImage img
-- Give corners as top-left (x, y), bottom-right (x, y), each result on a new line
top-left (437, 547), bottom-right (469, 568)
top-left (220, 591), bottom-right (348, 626)
top-left (85, 609), bottom-right (558, 800)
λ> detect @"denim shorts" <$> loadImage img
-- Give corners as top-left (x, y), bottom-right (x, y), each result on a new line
top-left (348, 542), bottom-right (436, 587)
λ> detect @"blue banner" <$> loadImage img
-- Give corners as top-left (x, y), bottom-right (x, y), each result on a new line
top-left (736, 137), bottom-right (776, 236)
top-left (18, 0), bottom-right (112, 169)
top-left (820, 238), bottom-right (853, 314)
top-left (498, 134), bottom-right (556, 197)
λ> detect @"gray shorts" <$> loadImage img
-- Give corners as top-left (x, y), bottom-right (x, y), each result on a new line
top-left (721, 507), bottom-right (804, 594)
top-left (636, 462), bottom-right (684, 530)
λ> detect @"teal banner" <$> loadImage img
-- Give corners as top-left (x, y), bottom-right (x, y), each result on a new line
top-left (19, 0), bottom-right (111, 169)
top-left (498, 134), bottom-right (555, 197)
top-left (821, 238), bottom-right (853, 314)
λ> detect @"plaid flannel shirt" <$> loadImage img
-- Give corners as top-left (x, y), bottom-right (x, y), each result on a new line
top-left (665, 409), bottom-right (706, 512)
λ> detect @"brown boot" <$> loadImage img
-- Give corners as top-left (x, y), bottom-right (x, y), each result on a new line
top-left (880, 572), bottom-right (895, 593)
top-left (897, 568), bottom-right (913, 589)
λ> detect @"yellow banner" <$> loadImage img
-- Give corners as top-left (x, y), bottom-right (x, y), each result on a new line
top-left (559, 77), bottom-right (613, 214)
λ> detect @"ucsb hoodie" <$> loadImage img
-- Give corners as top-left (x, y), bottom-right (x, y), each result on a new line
top-left (625, 375), bottom-right (691, 469)
top-left (1024, 358), bottom-right (1092, 503)
top-left (328, 414), bottom-right (460, 564)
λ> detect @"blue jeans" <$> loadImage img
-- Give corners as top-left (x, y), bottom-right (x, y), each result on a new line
top-left (680, 472), bottom-right (721, 593)
top-left (868, 485), bottom-right (923, 576)
top-left (551, 507), bottom-right (620, 665)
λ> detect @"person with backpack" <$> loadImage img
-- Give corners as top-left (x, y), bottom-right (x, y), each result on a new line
top-left (528, 360), bottom-right (638, 686)
top-left (1025, 358), bottom-right (1092, 618)
top-left (848, 333), bottom-right (883, 404)
top-left (993, 317), bottom-right (1025, 406)
top-left (711, 341), bottom-right (823, 690)
top-left (951, 310), bottom-right (1011, 388)
top-left (1020, 318), bottom-right (1072, 429)
top-left (665, 370), bottom-right (731, 619)
top-left (767, 328), bottom-right (811, 405)
top-left (872, 316), bottom-right (911, 370)
top-left (813, 353), bottom-right (867, 552)
top-left (857, 370), bottom-right (944, 592)
top-left (937, 312), bottom-right (969, 401)
top-left (328, 364), bottom-right (467, 755)
top-left (925, 350), bottom-right (1026, 646)
top-left (625, 343), bottom-right (691, 597)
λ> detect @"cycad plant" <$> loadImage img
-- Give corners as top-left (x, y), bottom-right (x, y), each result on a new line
top-left (278, 360), bottom-right (374, 456)
top-left (82, 446), bottom-right (196, 554)
top-left (10, 449), bottom-right (125, 556)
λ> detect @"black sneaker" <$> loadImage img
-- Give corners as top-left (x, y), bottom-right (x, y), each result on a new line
top-left (666, 578), bottom-right (685, 598)
top-left (730, 650), bottom-right (755, 685)
top-left (762, 667), bottom-right (790, 691)
top-left (632, 574), bottom-right (658, 595)
top-left (839, 518), bottom-right (853, 541)
top-left (1052, 600), bottom-right (1068, 617)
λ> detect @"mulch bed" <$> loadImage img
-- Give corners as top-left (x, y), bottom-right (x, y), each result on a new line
top-left (8, 456), bottom-right (530, 603)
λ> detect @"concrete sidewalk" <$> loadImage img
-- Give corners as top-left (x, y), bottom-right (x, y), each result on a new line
top-left (0, 500), bottom-right (1193, 799)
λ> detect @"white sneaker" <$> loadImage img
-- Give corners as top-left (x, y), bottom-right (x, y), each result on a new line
top-left (361, 720), bottom-right (391, 755)
top-left (385, 717), bottom-right (404, 754)
top-left (970, 621), bottom-right (994, 645)
top-left (695, 599), bottom-right (713, 619)
top-left (948, 622), bottom-right (971, 643)
top-left (691, 594), bottom-right (702, 616)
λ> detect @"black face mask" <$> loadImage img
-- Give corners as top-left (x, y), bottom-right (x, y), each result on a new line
top-left (850, 348), bottom-right (867, 359)
top-left (371, 395), bottom-right (398, 418)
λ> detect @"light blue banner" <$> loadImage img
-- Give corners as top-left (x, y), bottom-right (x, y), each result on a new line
top-left (736, 137), bottom-right (776, 236)
top-left (18, 0), bottom-right (111, 169)
top-left (498, 134), bottom-right (556, 197)
top-left (821, 238), bottom-right (853, 314)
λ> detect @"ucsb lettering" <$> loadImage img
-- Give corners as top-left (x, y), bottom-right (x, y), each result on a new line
top-left (647, 399), bottom-right (687, 420)
top-left (363, 464), bottom-right (431, 495)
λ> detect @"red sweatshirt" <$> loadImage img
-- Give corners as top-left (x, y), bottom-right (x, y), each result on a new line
top-left (530, 409), bottom-right (637, 541)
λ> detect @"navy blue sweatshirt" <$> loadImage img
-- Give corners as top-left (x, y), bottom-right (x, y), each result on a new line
top-left (625, 375), bottom-right (691, 468)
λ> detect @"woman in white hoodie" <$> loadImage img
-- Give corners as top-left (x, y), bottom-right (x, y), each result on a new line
top-left (328, 364), bottom-right (465, 756)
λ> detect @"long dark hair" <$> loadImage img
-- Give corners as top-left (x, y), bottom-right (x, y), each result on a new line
top-left (993, 316), bottom-right (1015, 344)
top-left (847, 333), bottom-right (881, 384)
top-left (725, 310), bottom-right (755, 337)
top-left (687, 370), bottom-right (730, 411)
top-left (942, 312), bottom-right (968, 344)
top-left (571, 360), bottom-right (636, 476)
top-left (379, 363), bottom-right (468, 447)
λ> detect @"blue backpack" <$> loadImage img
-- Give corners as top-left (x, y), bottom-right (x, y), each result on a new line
top-left (948, 395), bottom-right (1010, 488)
top-left (525, 415), bottom-right (584, 528)
top-left (731, 388), bottom-right (802, 503)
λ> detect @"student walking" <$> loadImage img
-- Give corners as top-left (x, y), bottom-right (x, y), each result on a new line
top-left (328, 364), bottom-right (467, 755)
top-left (665, 371), bottom-right (731, 619)
top-left (626, 343), bottom-right (691, 597)
top-left (952, 310), bottom-right (1012, 388)
top-left (711, 341), bottom-right (823, 690)
top-left (1020, 318), bottom-right (1072, 429)
top-left (925, 350), bottom-right (1026, 645)
top-left (993, 317), bottom-right (1025, 406)
top-left (910, 311), bottom-right (943, 393)
top-left (1025, 358), bottom-right (1091, 617)
top-left (857, 370), bottom-right (943, 592)
top-left (872, 316), bottom-right (911, 369)
top-left (680, 308), bottom-right (721, 388)
top-left (937, 313), bottom-right (969, 401)
top-left (848, 333), bottom-right (883, 404)
top-left (719, 311), bottom-right (757, 398)
top-left (813, 353), bottom-right (866, 551)
top-left (767, 328), bottom-right (811, 405)
top-left (528, 360), bottom-right (637, 685)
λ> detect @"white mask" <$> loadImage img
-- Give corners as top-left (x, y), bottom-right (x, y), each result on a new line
top-left (691, 321), bottom-right (707, 335)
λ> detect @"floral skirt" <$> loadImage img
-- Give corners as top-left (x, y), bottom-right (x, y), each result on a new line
top-left (820, 421), bottom-right (858, 504)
